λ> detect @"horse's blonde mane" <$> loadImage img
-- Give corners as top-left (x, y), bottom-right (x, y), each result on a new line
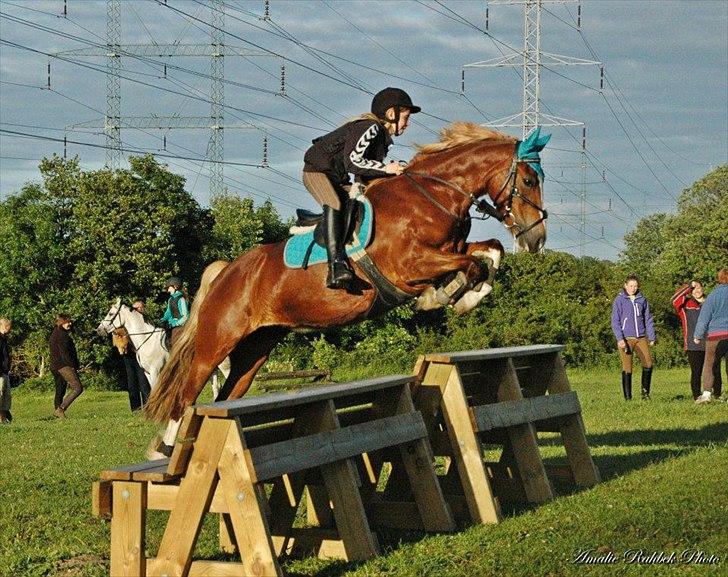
top-left (414, 122), bottom-right (516, 158)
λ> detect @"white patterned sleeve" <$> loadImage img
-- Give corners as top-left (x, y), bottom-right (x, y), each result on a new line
top-left (348, 124), bottom-right (388, 173)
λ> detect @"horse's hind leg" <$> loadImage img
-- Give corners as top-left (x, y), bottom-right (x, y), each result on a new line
top-left (215, 326), bottom-right (289, 401)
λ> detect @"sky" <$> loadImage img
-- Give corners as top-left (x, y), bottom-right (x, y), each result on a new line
top-left (1, 0), bottom-right (726, 261)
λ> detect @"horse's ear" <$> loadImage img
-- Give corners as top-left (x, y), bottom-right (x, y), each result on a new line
top-left (114, 296), bottom-right (121, 308)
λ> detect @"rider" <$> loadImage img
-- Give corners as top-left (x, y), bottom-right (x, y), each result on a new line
top-left (160, 276), bottom-right (188, 348)
top-left (302, 87), bottom-right (421, 289)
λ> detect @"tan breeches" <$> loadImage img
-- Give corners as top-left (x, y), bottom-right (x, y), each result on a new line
top-left (618, 337), bottom-right (653, 373)
top-left (302, 171), bottom-right (347, 211)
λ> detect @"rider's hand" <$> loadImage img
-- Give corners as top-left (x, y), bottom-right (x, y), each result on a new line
top-left (384, 162), bottom-right (405, 176)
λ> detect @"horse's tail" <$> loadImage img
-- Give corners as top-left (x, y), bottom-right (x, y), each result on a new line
top-left (144, 260), bottom-right (230, 423)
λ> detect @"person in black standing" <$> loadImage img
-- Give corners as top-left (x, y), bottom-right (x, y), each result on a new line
top-left (112, 327), bottom-right (150, 412)
top-left (0, 317), bottom-right (12, 423)
top-left (49, 314), bottom-right (83, 418)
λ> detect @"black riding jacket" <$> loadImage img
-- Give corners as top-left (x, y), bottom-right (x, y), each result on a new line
top-left (303, 119), bottom-right (393, 187)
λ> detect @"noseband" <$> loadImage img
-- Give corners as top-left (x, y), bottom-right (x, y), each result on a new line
top-left (103, 304), bottom-right (158, 351)
top-left (404, 147), bottom-right (548, 238)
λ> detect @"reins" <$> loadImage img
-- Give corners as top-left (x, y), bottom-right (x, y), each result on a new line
top-left (403, 144), bottom-right (548, 238)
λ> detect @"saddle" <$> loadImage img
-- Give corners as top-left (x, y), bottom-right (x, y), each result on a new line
top-left (285, 198), bottom-right (368, 270)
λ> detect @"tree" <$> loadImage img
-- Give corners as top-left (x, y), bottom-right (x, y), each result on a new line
top-left (0, 155), bottom-right (209, 373)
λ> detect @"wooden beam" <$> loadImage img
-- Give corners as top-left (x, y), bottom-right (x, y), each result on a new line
top-left (217, 420), bottom-right (282, 577)
top-left (423, 345), bottom-right (564, 364)
top-left (470, 392), bottom-right (581, 432)
top-left (195, 375), bottom-right (413, 417)
top-left (247, 412), bottom-right (427, 482)
top-left (437, 363), bottom-right (501, 524)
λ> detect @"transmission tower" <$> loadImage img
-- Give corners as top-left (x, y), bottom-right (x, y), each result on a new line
top-left (59, 0), bottom-right (273, 196)
top-left (462, 0), bottom-right (601, 138)
top-left (105, 0), bottom-right (121, 167)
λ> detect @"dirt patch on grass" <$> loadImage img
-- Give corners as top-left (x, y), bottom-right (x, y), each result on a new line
top-left (55, 554), bottom-right (108, 576)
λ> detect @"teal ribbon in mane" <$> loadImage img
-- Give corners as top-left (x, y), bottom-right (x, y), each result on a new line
top-left (517, 126), bottom-right (551, 180)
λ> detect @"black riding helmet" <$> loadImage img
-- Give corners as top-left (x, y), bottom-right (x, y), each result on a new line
top-left (371, 87), bottom-right (421, 136)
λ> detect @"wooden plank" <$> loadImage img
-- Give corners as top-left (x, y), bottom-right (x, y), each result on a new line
top-left (195, 375), bottom-right (412, 417)
top-left (247, 412), bottom-right (427, 482)
top-left (151, 417), bottom-right (231, 577)
top-left (470, 392), bottom-right (581, 432)
top-left (437, 363), bottom-right (501, 524)
top-left (542, 354), bottom-right (601, 487)
top-left (110, 481), bottom-right (146, 577)
top-left (92, 480), bottom-right (112, 518)
top-left (217, 420), bottom-right (282, 577)
top-left (423, 344), bottom-right (564, 364)
top-left (270, 528), bottom-right (345, 559)
top-left (219, 514), bottom-right (236, 554)
top-left (100, 459), bottom-right (170, 481)
top-left (167, 407), bottom-right (203, 476)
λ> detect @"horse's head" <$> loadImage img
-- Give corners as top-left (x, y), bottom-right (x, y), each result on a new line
top-left (96, 297), bottom-right (124, 336)
top-left (487, 128), bottom-right (550, 253)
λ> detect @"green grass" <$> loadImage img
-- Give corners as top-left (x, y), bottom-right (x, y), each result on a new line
top-left (1, 368), bottom-right (726, 577)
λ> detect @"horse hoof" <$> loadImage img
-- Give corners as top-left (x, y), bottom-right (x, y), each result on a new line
top-left (416, 287), bottom-right (443, 311)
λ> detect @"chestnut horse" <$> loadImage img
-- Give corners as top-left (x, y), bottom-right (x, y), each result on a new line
top-left (145, 123), bottom-right (550, 424)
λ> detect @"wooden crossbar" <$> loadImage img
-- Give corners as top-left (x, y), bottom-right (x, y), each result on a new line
top-left (422, 344), bottom-right (564, 364)
top-left (470, 392), bottom-right (580, 432)
top-left (100, 458), bottom-right (173, 482)
top-left (248, 412), bottom-right (427, 482)
top-left (196, 375), bottom-right (412, 417)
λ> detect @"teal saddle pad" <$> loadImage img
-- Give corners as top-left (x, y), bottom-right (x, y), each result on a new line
top-left (283, 197), bottom-right (374, 269)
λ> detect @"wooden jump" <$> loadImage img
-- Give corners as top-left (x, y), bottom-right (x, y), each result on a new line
top-left (405, 344), bottom-right (600, 524)
top-left (93, 375), bottom-right (454, 577)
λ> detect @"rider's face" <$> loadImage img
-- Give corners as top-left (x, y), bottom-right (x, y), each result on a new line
top-left (386, 108), bottom-right (412, 135)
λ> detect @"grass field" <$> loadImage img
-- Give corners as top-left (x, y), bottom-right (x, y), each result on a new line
top-left (0, 366), bottom-right (726, 577)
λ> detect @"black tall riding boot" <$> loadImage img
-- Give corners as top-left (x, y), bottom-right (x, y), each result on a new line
top-left (323, 205), bottom-right (353, 289)
top-left (641, 367), bottom-right (652, 400)
top-left (622, 371), bottom-right (632, 400)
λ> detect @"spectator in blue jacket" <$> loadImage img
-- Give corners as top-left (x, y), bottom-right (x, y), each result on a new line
top-left (611, 276), bottom-right (656, 400)
top-left (694, 268), bottom-right (728, 404)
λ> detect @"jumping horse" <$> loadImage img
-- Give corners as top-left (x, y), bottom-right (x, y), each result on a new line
top-left (145, 123), bottom-right (550, 427)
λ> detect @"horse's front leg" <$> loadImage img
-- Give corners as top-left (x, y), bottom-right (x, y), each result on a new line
top-left (413, 243), bottom-right (497, 311)
top-left (415, 240), bottom-right (504, 313)
top-left (452, 240), bottom-right (505, 314)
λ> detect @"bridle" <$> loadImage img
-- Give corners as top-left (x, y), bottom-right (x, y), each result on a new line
top-left (404, 146), bottom-right (548, 238)
top-left (103, 303), bottom-right (160, 351)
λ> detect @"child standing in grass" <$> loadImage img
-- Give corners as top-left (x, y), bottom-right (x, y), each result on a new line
top-left (694, 268), bottom-right (728, 404)
top-left (611, 275), bottom-right (656, 400)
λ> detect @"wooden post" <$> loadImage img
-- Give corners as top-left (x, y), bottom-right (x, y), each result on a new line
top-left (110, 481), bottom-right (146, 577)
top-left (542, 353), bottom-right (601, 486)
top-left (423, 361), bottom-right (501, 523)
top-left (149, 417), bottom-right (232, 577)
top-left (495, 358), bottom-right (554, 503)
top-left (217, 420), bottom-right (282, 577)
